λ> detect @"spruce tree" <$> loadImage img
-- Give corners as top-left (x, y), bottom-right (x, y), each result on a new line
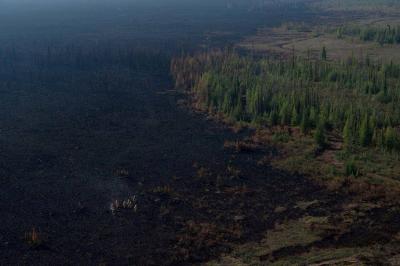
top-left (321, 46), bottom-right (327, 61)
top-left (359, 114), bottom-right (371, 146)
top-left (385, 126), bottom-right (399, 151)
top-left (343, 116), bottom-right (353, 151)
top-left (280, 103), bottom-right (290, 125)
top-left (269, 109), bottom-right (279, 126)
top-left (309, 108), bottom-right (317, 127)
top-left (291, 106), bottom-right (299, 126)
top-left (315, 121), bottom-right (326, 148)
top-left (300, 112), bottom-right (310, 134)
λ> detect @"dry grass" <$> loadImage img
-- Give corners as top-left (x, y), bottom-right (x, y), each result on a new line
top-left (109, 196), bottom-right (138, 215)
top-left (175, 221), bottom-right (243, 262)
top-left (296, 200), bottom-right (319, 210)
top-left (275, 247), bottom-right (371, 266)
top-left (224, 140), bottom-right (260, 153)
top-left (197, 166), bottom-right (211, 179)
top-left (206, 211), bottom-right (383, 265)
top-left (113, 168), bottom-right (129, 178)
top-left (226, 165), bottom-right (241, 179)
top-left (152, 185), bottom-right (174, 195)
top-left (206, 216), bottom-right (331, 265)
top-left (24, 227), bottom-right (43, 247)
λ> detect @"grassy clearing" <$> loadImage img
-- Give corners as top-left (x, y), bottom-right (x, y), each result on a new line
top-left (202, 165), bottom-right (400, 265)
top-left (309, 0), bottom-right (400, 13)
top-left (206, 216), bottom-right (325, 265)
top-left (238, 22), bottom-right (400, 63)
top-left (206, 214), bottom-right (377, 266)
top-left (270, 247), bottom-right (369, 266)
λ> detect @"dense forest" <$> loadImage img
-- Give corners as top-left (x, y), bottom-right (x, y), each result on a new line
top-left (336, 24), bottom-right (400, 45)
top-left (171, 50), bottom-right (400, 152)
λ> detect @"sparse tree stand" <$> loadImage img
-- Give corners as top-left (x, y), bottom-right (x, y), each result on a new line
top-left (171, 51), bottom-right (400, 154)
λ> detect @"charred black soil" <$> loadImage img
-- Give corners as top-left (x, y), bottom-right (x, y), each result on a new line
top-left (1, 61), bottom-right (398, 265)
top-left (0, 61), bottom-right (343, 265)
top-left (2, 1), bottom-right (400, 265)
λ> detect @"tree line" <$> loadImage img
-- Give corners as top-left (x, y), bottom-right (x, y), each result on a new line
top-left (171, 50), bottom-right (400, 152)
top-left (336, 24), bottom-right (400, 45)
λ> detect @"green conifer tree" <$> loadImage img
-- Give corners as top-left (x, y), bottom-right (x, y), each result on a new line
top-left (359, 114), bottom-right (371, 146)
top-left (269, 109), bottom-right (279, 126)
top-left (321, 46), bottom-right (327, 61)
top-left (315, 120), bottom-right (326, 148)
top-left (343, 116), bottom-right (353, 151)
top-left (291, 106), bottom-right (299, 126)
top-left (385, 126), bottom-right (399, 151)
top-left (300, 112), bottom-right (310, 134)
